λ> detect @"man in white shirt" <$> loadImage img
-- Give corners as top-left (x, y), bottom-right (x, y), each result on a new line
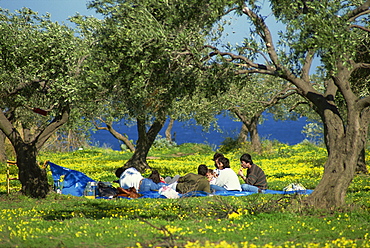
top-left (115, 167), bottom-right (144, 190)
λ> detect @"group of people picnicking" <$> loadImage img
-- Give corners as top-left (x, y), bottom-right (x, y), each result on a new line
top-left (115, 153), bottom-right (267, 195)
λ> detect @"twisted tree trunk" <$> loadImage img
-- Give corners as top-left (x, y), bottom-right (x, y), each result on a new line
top-left (123, 117), bottom-right (166, 173)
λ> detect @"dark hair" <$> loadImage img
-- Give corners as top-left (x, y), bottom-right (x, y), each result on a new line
top-left (198, 164), bottom-right (208, 176)
top-left (218, 157), bottom-right (230, 168)
top-left (213, 152), bottom-right (224, 161)
top-left (240, 153), bottom-right (253, 164)
top-left (115, 167), bottom-right (125, 178)
top-left (148, 169), bottom-right (161, 183)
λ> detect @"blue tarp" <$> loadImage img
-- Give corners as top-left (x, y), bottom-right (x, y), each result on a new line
top-left (47, 162), bottom-right (313, 198)
top-left (47, 161), bottom-right (96, 197)
top-left (114, 189), bottom-right (313, 199)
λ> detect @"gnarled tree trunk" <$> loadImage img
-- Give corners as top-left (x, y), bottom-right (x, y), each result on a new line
top-left (123, 117), bottom-right (166, 173)
top-left (247, 115), bottom-right (262, 154)
top-left (305, 94), bottom-right (370, 208)
top-left (165, 118), bottom-right (175, 143)
top-left (0, 106), bottom-right (70, 198)
top-left (0, 130), bottom-right (7, 163)
top-left (233, 109), bottom-right (262, 154)
top-left (15, 142), bottom-right (49, 198)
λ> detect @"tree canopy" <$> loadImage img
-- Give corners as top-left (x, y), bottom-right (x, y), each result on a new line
top-left (206, 0), bottom-right (370, 208)
top-left (0, 8), bottom-right (93, 197)
top-left (71, 0), bottom-right (240, 171)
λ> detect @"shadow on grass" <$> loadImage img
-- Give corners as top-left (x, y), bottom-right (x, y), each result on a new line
top-left (42, 198), bottom-right (181, 221)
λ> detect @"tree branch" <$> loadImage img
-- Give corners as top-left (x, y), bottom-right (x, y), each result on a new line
top-left (347, 1), bottom-right (370, 22)
top-left (355, 62), bottom-right (370, 69)
top-left (93, 118), bottom-right (136, 152)
top-left (349, 24), bottom-right (370, 33)
top-left (35, 105), bottom-right (70, 151)
top-left (356, 96), bottom-right (370, 110)
top-left (301, 50), bottom-right (315, 82)
top-left (258, 86), bottom-right (297, 107)
top-left (204, 45), bottom-right (275, 73)
top-left (241, 4), bottom-right (281, 68)
top-left (0, 108), bottom-right (23, 146)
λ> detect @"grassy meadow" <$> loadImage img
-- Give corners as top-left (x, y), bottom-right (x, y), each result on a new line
top-left (0, 141), bottom-right (369, 247)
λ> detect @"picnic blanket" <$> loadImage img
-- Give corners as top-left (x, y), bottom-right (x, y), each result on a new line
top-left (47, 161), bottom-right (96, 197)
top-left (113, 189), bottom-right (313, 200)
top-left (47, 161), bottom-right (313, 198)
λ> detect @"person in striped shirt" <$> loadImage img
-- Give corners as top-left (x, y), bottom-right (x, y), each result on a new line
top-left (238, 153), bottom-right (267, 193)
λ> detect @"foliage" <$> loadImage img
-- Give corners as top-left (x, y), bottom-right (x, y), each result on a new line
top-left (301, 122), bottom-right (324, 146)
top-left (219, 137), bottom-right (242, 153)
top-left (152, 135), bottom-right (177, 149)
top-left (73, 0), bottom-right (238, 121)
top-left (0, 7), bottom-right (99, 197)
top-left (204, 0), bottom-right (370, 208)
top-left (0, 8), bottom-right (91, 127)
top-left (0, 143), bottom-right (369, 247)
top-left (69, 0), bottom-right (242, 170)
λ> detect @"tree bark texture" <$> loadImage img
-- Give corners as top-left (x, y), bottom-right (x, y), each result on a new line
top-left (356, 148), bottom-right (368, 174)
top-left (95, 120), bottom-right (136, 152)
top-left (15, 143), bottom-right (49, 198)
top-left (165, 118), bottom-right (174, 143)
top-left (0, 131), bottom-right (7, 163)
top-left (247, 116), bottom-right (262, 154)
top-left (0, 106), bottom-right (70, 198)
top-left (305, 97), bottom-right (370, 208)
top-left (124, 117), bottom-right (166, 173)
top-left (233, 110), bottom-right (262, 154)
top-left (237, 124), bottom-right (248, 143)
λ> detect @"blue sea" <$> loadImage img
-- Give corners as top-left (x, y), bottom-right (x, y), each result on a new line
top-left (91, 113), bottom-right (308, 151)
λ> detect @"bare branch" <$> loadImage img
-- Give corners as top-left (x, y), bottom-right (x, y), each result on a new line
top-left (93, 117), bottom-right (136, 152)
top-left (36, 105), bottom-right (70, 151)
top-left (204, 45), bottom-right (275, 73)
top-left (347, 1), bottom-right (370, 22)
top-left (241, 4), bottom-right (281, 68)
top-left (349, 24), bottom-right (370, 33)
top-left (289, 101), bottom-right (310, 112)
top-left (301, 50), bottom-right (315, 82)
top-left (356, 62), bottom-right (370, 69)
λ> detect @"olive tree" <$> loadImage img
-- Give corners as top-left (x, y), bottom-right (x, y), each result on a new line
top-left (207, 1), bottom-right (370, 208)
top-left (0, 8), bottom-right (91, 197)
top-left (74, 0), bottom-right (238, 172)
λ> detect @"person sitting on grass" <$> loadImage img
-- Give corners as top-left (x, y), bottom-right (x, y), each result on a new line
top-left (212, 152), bottom-right (224, 176)
top-left (206, 169), bottom-right (217, 184)
top-left (139, 169), bottom-right (167, 192)
top-left (174, 164), bottom-right (211, 194)
top-left (238, 153), bottom-right (267, 193)
top-left (115, 167), bottom-right (167, 193)
top-left (211, 157), bottom-right (242, 192)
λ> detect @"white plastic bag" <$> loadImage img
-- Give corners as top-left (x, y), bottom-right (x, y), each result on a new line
top-left (283, 183), bottom-right (306, 192)
top-left (158, 185), bottom-right (180, 199)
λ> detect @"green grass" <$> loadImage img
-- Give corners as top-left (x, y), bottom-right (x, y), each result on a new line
top-left (0, 142), bottom-right (369, 247)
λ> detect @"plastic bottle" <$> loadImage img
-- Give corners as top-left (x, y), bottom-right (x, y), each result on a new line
top-left (84, 182), bottom-right (96, 199)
